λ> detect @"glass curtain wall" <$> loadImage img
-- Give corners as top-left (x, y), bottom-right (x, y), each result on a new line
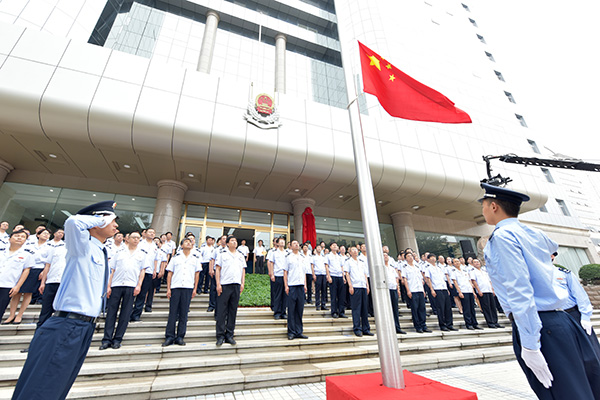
top-left (415, 231), bottom-right (477, 259)
top-left (314, 216), bottom-right (397, 255)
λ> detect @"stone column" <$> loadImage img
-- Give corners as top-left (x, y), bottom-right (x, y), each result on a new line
top-left (197, 10), bottom-right (220, 73)
top-left (151, 180), bottom-right (188, 235)
top-left (0, 159), bottom-right (14, 186)
top-left (291, 198), bottom-right (316, 242)
top-left (275, 33), bottom-right (286, 93)
top-left (391, 211), bottom-right (419, 254)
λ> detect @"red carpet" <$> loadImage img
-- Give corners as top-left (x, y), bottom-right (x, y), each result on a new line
top-left (326, 371), bottom-right (478, 400)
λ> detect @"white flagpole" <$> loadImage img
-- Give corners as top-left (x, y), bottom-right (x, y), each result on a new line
top-left (334, 25), bottom-right (405, 393)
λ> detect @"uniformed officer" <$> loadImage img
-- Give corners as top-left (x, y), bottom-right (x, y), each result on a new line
top-left (384, 253), bottom-right (406, 334)
top-left (12, 200), bottom-right (118, 400)
top-left (424, 253), bottom-right (456, 331)
top-left (253, 239), bottom-right (266, 274)
top-left (0, 230), bottom-right (32, 322)
top-left (284, 240), bottom-right (308, 340)
top-left (0, 221), bottom-right (9, 246)
top-left (207, 235), bottom-right (227, 313)
top-left (301, 242), bottom-right (314, 304)
top-left (402, 252), bottom-right (431, 333)
top-left (481, 182), bottom-right (600, 398)
top-left (345, 246), bottom-right (372, 336)
top-left (470, 258), bottom-right (502, 329)
top-left (131, 228), bottom-right (158, 320)
top-left (451, 258), bottom-right (482, 330)
top-left (312, 245), bottom-right (328, 311)
top-left (36, 242), bottom-right (67, 328)
top-left (163, 237), bottom-right (201, 347)
top-left (215, 235), bottom-right (245, 346)
top-left (267, 237), bottom-right (288, 320)
top-left (100, 231), bottom-right (145, 349)
top-left (325, 242), bottom-right (347, 319)
top-left (198, 236), bottom-right (215, 294)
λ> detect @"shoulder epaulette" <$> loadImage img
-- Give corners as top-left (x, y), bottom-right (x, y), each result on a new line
top-left (140, 248), bottom-right (148, 254)
top-left (24, 248), bottom-right (34, 254)
top-left (192, 253), bottom-right (200, 258)
top-left (554, 264), bottom-right (570, 273)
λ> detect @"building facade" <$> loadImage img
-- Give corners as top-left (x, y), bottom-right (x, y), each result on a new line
top-left (0, 0), bottom-right (596, 272)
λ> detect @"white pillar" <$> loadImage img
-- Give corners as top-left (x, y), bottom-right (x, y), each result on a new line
top-left (291, 198), bottom-right (316, 242)
top-left (151, 180), bottom-right (188, 235)
top-left (0, 159), bottom-right (14, 187)
top-left (391, 211), bottom-right (419, 254)
top-left (275, 33), bottom-right (286, 93)
top-left (197, 10), bottom-right (220, 74)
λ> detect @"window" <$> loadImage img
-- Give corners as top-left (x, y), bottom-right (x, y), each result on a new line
top-left (539, 205), bottom-right (548, 213)
top-left (516, 114), bottom-right (528, 127)
top-left (476, 34), bottom-right (486, 44)
top-left (469, 18), bottom-right (477, 27)
top-left (504, 91), bottom-right (515, 103)
top-left (462, 3), bottom-right (470, 11)
top-left (527, 139), bottom-right (540, 153)
top-left (485, 52), bottom-right (495, 62)
top-left (494, 70), bottom-right (504, 81)
top-left (556, 199), bottom-right (571, 216)
top-left (541, 168), bottom-right (555, 183)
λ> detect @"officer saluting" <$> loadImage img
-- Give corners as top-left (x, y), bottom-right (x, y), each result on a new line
top-left (12, 201), bottom-right (118, 400)
top-left (481, 183), bottom-right (600, 398)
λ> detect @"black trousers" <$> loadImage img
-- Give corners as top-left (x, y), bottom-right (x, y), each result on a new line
top-left (330, 276), bottom-right (344, 316)
top-left (460, 292), bottom-right (479, 328)
top-left (216, 284), bottom-right (240, 340)
top-left (131, 273), bottom-right (153, 319)
top-left (566, 307), bottom-right (600, 361)
top-left (0, 288), bottom-right (10, 321)
top-left (366, 278), bottom-right (373, 315)
top-left (103, 286), bottom-right (135, 344)
top-left (400, 281), bottom-right (409, 307)
top-left (434, 289), bottom-right (453, 329)
top-left (315, 275), bottom-right (327, 308)
top-left (13, 316), bottom-right (95, 400)
top-left (198, 262), bottom-right (210, 293)
top-left (208, 274), bottom-right (217, 309)
top-left (409, 292), bottom-right (427, 330)
top-left (255, 256), bottom-right (265, 274)
top-left (305, 274), bottom-right (313, 303)
top-left (512, 311), bottom-right (600, 399)
top-left (478, 292), bottom-right (498, 327)
top-left (350, 288), bottom-right (370, 333)
top-left (165, 288), bottom-right (193, 340)
top-left (272, 276), bottom-right (287, 318)
top-left (287, 285), bottom-right (305, 336)
top-left (37, 283), bottom-right (60, 329)
top-left (424, 283), bottom-right (437, 314)
top-left (389, 289), bottom-right (402, 332)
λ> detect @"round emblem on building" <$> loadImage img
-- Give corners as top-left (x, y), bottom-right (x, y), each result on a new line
top-left (255, 94), bottom-right (274, 115)
top-left (244, 93), bottom-right (282, 129)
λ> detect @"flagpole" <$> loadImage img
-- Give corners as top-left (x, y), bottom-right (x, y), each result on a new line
top-left (335, 33), bottom-right (405, 393)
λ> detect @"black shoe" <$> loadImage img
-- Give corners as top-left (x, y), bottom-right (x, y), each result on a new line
top-left (281, 314), bottom-right (287, 320)
top-left (423, 328), bottom-right (432, 333)
top-left (162, 339), bottom-right (174, 347)
top-left (207, 307), bottom-right (215, 312)
top-left (416, 329), bottom-right (423, 333)
top-left (467, 326), bottom-right (475, 330)
top-left (174, 338), bottom-right (186, 346)
top-left (288, 334), bottom-right (295, 340)
top-left (145, 308), bottom-right (152, 313)
top-left (368, 313), bottom-right (374, 317)
top-left (216, 337), bottom-right (224, 346)
top-left (448, 326), bottom-right (458, 331)
top-left (112, 342), bottom-right (122, 349)
top-left (307, 301), bottom-right (312, 304)
top-left (130, 317), bottom-right (140, 322)
top-left (339, 314), bottom-right (348, 319)
top-left (495, 324), bottom-right (504, 328)
top-left (474, 326), bottom-right (484, 330)
top-left (225, 337), bottom-right (236, 345)
top-left (321, 306), bottom-right (329, 311)
top-left (332, 313), bottom-right (339, 319)
top-left (396, 330), bottom-right (407, 335)
top-left (296, 334), bottom-right (308, 339)
top-left (203, 291), bottom-right (209, 294)
top-left (99, 343), bottom-right (111, 350)
top-left (440, 327), bottom-right (450, 332)
top-left (354, 331), bottom-right (363, 337)
top-left (363, 331), bottom-right (375, 336)
top-left (274, 315), bottom-right (281, 320)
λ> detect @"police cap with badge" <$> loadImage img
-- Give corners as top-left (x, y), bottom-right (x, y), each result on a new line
top-left (77, 201), bottom-right (118, 227)
top-left (479, 182), bottom-right (530, 206)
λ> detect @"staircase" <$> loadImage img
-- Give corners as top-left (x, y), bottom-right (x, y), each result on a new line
top-left (0, 293), bottom-right (597, 400)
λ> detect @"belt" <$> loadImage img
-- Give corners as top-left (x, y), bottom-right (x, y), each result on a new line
top-left (54, 311), bottom-right (97, 323)
top-left (508, 307), bottom-right (577, 322)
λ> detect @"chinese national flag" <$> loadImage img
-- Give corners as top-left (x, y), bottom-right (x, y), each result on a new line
top-left (358, 41), bottom-right (472, 123)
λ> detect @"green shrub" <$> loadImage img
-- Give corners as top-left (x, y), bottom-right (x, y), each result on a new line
top-left (578, 264), bottom-right (600, 285)
top-left (239, 273), bottom-right (271, 307)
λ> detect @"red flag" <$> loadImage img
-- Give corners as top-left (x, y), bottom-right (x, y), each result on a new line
top-left (358, 41), bottom-right (472, 123)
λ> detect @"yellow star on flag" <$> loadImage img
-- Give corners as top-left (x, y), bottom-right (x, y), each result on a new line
top-left (389, 74), bottom-right (396, 82)
top-left (368, 55), bottom-right (381, 71)
top-left (386, 64), bottom-right (392, 69)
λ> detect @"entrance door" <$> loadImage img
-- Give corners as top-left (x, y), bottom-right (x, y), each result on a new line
top-left (223, 227), bottom-right (255, 273)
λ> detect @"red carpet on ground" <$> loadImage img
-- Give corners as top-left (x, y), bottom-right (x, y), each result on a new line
top-left (326, 370), bottom-right (478, 400)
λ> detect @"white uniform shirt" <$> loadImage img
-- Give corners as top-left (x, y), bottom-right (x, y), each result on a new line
top-left (425, 263), bottom-right (448, 290)
top-left (107, 242), bottom-right (125, 260)
top-left (0, 232), bottom-right (9, 247)
top-left (253, 245), bottom-right (266, 257)
top-left (167, 252), bottom-right (202, 289)
top-left (45, 245), bottom-right (67, 284)
top-left (163, 240), bottom-right (176, 256)
top-left (26, 241), bottom-right (51, 270)
top-left (312, 254), bottom-right (326, 275)
top-left (344, 257), bottom-right (367, 289)
top-left (199, 244), bottom-right (215, 263)
top-left (358, 253), bottom-right (370, 278)
top-left (267, 248), bottom-right (287, 277)
top-left (402, 263), bottom-right (424, 292)
top-left (139, 240), bottom-right (158, 274)
top-left (452, 268), bottom-right (473, 293)
top-left (156, 248), bottom-right (168, 265)
top-left (385, 263), bottom-right (399, 290)
top-left (0, 247), bottom-right (32, 288)
top-left (283, 252), bottom-right (306, 286)
top-left (215, 249), bottom-right (245, 285)
top-left (470, 268), bottom-right (493, 293)
top-left (325, 253), bottom-right (343, 277)
top-left (110, 248), bottom-right (145, 287)
top-left (301, 251), bottom-right (313, 274)
top-left (238, 245), bottom-right (249, 259)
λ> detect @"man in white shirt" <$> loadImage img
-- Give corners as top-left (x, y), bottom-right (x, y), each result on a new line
top-left (267, 237), bottom-right (288, 320)
top-left (470, 258), bottom-right (501, 328)
top-left (215, 235), bottom-right (245, 346)
top-left (36, 243), bottom-right (67, 330)
top-left (208, 235), bottom-right (227, 312)
top-left (253, 239), bottom-right (266, 274)
top-left (402, 252), bottom-right (431, 333)
top-left (345, 246), bottom-right (372, 336)
top-left (302, 242), bottom-right (314, 305)
top-left (131, 228), bottom-right (159, 321)
top-left (425, 253), bottom-right (457, 331)
top-left (0, 221), bottom-right (9, 247)
top-left (284, 240), bottom-right (308, 340)
top-left (198, 236), bottom-right (215, 294)
top-left (384, 252), bottom-right (406, 334)
top-left (163, 237), bottom-right (201, 347)
top-left (238, 239), bottom-right (250, 270)
top-left (312, 245), bottom-right (328, 311)
top-left (101, 232), bottom-right (145, 349)
top-left (451, 258), bottom-right (482, 330)
top-left (325, 242), bottom-right (346, 319)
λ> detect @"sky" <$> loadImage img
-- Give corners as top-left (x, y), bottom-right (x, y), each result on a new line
top-left (474, 1), bottom-right (600, 161)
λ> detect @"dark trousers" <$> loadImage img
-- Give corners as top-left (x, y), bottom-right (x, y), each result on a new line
top-left (208, 274), bottom-right (217, 309)
top-left (287, 285), bottom-right (305, 336)
top-left (270, 279), bottom-right (275, 310)
top-left (424, 283), bottom-right (437, 314)
top-left (0, 288), bottom-right (10, 321)
top-left (272, 276), bottom-right (287, 318)
top-left (305, 274), bottom-right (313, 303)
top-left (198, 262), bottom-right (210, 293)
top-left (367, 278), bottom-right (374, 315)
top-left (215, 284), bottom-right (240, 340)
top-left (131, 273), bottom-right (153, 319)
top-left (389, 289), bottom-right (402, 332)
top-left (478, 292), bottom-right (498, 327)
top-left (330, 276), bottom-right (344, 316)
top-left (447, 282), bottom-right (456, 307)
top-left (567, 307), bottom-right (600, 361)
top-left (102, 286), bottom-right (135, 345)
top-left (153, 276), bottom-right (162, 293)
top-left (315, 275), bottom-right (327, 308)
top-left (255, 256), bottom-right (265, 274)
top-left (409, 292), bottom-right (427, 330)
top-left (37, 283), bottom-right (60, 329)
top-left (351, 288), bottom-right (370, 333)
top-left (460, 292), bottom-right (478, 327)
top-left (12, 316), bottom-right (95, 400)
top-left (512, 311), bottom-right (600, 399)
top-left (434, 289), bottom-right (453, 329)
top-left (165, 288), bottom-right (193, 341)
top-left (400, 282), bottom-right (409, 307)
